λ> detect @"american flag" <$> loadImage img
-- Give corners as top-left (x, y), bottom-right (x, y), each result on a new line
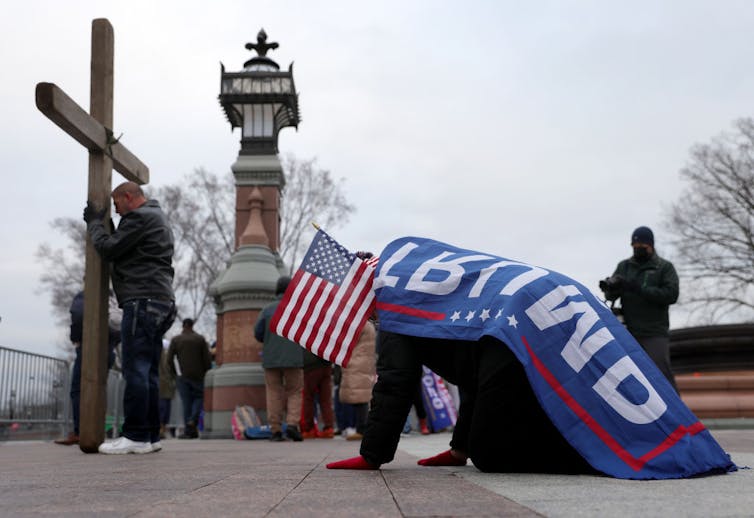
top-left (270, 230), bottom-right (377, 367)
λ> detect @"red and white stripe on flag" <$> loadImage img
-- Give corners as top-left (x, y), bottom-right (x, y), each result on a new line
top-left (270, 230), bottom-right (377, 367)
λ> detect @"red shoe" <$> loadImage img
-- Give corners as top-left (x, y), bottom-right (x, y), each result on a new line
top-left (317, 427), bottom-right (335, 439)
top-left (418, 449), bottom-right (468, 466)
top-left (301, 429), bottom-right (319, 439)
top-left (419, 418), bottom-right (430, 435)
top-left (327, 456), bottom-right (379, 470)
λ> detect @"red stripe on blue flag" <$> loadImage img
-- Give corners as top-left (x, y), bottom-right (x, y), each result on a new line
top-left (375, 301), bottom-right (446, 320)
top-left (522, 336), bottom-right (705, 472)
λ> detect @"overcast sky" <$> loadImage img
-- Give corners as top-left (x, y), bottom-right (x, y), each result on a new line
top-left (2, 1), bottom-right (753, 357)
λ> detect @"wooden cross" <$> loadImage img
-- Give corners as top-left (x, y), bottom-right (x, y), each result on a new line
top-left (35, 19), bottom-right (149, 453)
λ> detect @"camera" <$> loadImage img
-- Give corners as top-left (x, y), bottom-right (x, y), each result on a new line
top-left (598, 275), bottom-right (624, 294)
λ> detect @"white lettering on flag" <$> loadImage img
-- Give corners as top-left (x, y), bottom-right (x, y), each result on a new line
top-left (526, 284), bottom-right (666, 424)
top-left (526, 284), bottom-right (614, 372)
top-left (374, 242), bottom-right (418, 290)
top-left (593, 356), bottom-right (667, 424)
top-left (469, 260), bottom-right (549, 298)
top-left (406, 252), bottom-right (495, 295)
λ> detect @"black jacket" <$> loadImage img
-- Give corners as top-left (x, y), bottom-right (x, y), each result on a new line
top-left (167, 329), bottom-right (212, 383)
top-left (606, 254), bottom-right (678, 337)
top-left (88, 199), bottom-right (175, 305)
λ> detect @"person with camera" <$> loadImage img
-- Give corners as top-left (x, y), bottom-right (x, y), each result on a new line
top-left (600, 226), bottom-right (679, 392)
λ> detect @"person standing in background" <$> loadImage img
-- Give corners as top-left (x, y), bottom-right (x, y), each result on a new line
top-left (167, 319), bottom-right (212, 439)
top-left (339, 320), bottom-right (377, 441)
top-left (55, 290), bottom-right (120, 445)
top-left (254, 276), bottom-right (304, 442)
top-left (301, 350), bottom-right (335, 439)
top-left (600, 226), bottom-right (679, 392)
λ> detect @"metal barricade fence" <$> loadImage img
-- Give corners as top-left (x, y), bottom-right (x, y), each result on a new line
top-left (1, 345), bottom-right (187, 441)
top-left (104, 358), bottom-right (186, 438)
top-left (0, 346), bottom-right (69, 440)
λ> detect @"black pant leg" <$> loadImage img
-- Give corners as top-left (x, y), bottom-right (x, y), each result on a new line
top-left (360, 331), bottom-right (476, 464)
top-left (412, 381), bottom-right (427, 420)
top-left (415, 335), bottom-right (477, 454)
top-left (360, 332), bottom-right (423, 465)
top-left (449, 387), bottom-right (474, 454)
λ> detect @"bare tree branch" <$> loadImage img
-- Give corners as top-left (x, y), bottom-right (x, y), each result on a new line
top-left (279, 154), bottom-right (356, 273)
top-left (37, 155), bottom-right (355, 341)
top-left (665, 118), bottom-right (754, 322)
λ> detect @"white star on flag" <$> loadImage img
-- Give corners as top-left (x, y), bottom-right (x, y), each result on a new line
top-left (507, 314), bottom-right (519, 328)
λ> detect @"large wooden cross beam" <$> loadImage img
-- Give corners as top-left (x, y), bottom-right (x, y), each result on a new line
top-left (35, 19), bottom-right (149, 453)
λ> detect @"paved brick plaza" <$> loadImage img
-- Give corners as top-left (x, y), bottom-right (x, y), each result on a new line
top-left (0, 429), bottom-right (752, 517)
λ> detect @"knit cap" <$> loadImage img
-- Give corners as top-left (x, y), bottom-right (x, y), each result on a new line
top-left (631, 226), bottom-right (654, 246)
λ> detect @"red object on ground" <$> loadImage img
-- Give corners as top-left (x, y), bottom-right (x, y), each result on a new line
top-left (417, 449), bottom-right (468, 466)
top-left (326, 455), bottom-right (379, 470)
top-left (317, 427), bottom-right (335, 439)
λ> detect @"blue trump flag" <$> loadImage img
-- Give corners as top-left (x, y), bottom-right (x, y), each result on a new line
top-left (374, 237), bottom-right (735, 479)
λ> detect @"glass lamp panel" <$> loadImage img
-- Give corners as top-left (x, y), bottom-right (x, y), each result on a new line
top-left (242, 104), bottom-right (254, 137)
top-left (263, 105), bottom-right (274, 136)
top-left (280, 78), bottom-right (291, 93)
top-left (252, 105), bottom-right (263, 136)
top-left (231, 78), bottom-right (242, 93)
top-left (242, 78), bottom-right (252, 94)
top-left (252, 79), bottom-right (262, 94)
top-left (270, 78), bottom-right (281, 93)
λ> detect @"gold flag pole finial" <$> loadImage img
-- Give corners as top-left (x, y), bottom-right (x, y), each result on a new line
top-left (312, 222), bottom-right (321, 231)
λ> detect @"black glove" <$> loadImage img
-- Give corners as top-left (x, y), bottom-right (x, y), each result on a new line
top-left (83, 202), bottom-right (107, 223)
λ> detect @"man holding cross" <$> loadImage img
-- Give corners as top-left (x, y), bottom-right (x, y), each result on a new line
top-left (84, 181), bottom-right (176, 454)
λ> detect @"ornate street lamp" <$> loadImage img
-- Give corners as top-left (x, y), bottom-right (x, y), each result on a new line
top-left (219, 29), bottom-right (300, 155)
top-left (205, 30), bottom-right (301, 438)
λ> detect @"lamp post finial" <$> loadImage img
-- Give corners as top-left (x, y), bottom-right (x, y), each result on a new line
top-left (245, 28), bottom-right (279, 57)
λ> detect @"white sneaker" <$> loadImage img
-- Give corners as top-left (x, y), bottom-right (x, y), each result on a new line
top-left (98, 436), bottom-right (153, 455)
top-left (151, 441), bottom-right (162, 452)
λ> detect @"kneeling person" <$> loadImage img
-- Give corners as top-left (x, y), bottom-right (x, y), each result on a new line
top-left (328, 331), bottom-right (595, 474)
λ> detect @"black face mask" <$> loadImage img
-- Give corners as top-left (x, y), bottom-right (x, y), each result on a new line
top-left (633, 247), bottom-right (650, 262)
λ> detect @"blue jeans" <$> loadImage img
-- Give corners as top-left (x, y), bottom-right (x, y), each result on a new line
top-left (159, 398), bottom-right (172, 427)
top-left (177, 377), bottom-right (204, 426)
top-left (120, 299), bottom-right (175, 443)
top-left (334, 385), bottom-right (355, 431)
